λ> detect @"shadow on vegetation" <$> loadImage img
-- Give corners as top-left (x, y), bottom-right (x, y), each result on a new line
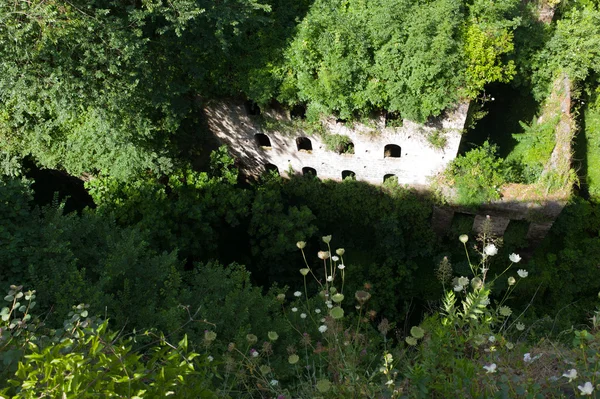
top-left (20, 159), bottom-right (600, 333)
top-left (460, 82), bottom-right (541, 158)
top-left (24, 157), bottom-right (95, 214)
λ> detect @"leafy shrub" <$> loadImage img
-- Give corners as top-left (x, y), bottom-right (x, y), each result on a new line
top-left (321, 134), bottom-right (355, 154)
top-left (0, 286), bottom-right (218, 398)
top-left (444, 141), bottom-right (509, 206)
top-left (506, 115), bottom-right (559, 183)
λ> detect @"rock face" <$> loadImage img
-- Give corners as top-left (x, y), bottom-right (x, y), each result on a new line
top-left (204, 100), bottom-right (469, 186)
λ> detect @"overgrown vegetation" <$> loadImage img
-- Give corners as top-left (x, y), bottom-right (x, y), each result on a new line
top-left (506, 115), bottom-right (560, 183)
top-left (321, 134), bottom-right (355, 154)
top-left (0, 0), bottom-right (600, 396)
top-left (2, 227), bottom-right (600, 397)
top-left (442, 141), bottom-right (510, 206)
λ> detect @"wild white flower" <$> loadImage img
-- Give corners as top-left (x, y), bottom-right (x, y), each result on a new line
top-left (338, 264), bottom-right (345, 270)
top-left (488, 335), bottom-right (496, 343)
top-left (483, 244), bottom-right (498, 256)
top-left (523, 353), bottom-right (532, 363)
top-left (499, 306), bottom-right (512, 317)
top-left (207, 355), bottom-right (214, 362)
top-left (508, 276), bottom-right (516, 286)
top-left (327, 303), bottom-right (333, 309)
top-left (563, 369), bottom-right (578, 382)
top-left (516, 322), bottom-right (525, 331)
top-left (320, 318), bottom-right (325, 322)
top-left (291, 307), bottom-right (298, 312)
top-left (318, 325), bottom-right (328, 333)
top-left (386, 379), bottom-right (394, 386)
top-left (251, 350), bottom-right (259, 358)
top-left (326, 275), bottom-right (333, 282)
top-left (517, 269), bottom-right (528, 278)
top-left (332, 256), bottom-right (339, 262)
top-left (294, 291), bottom-right (302, 297)
top-left (270, 379), bottom-right (279, 386)
top-left (578, 381), bottom-right (593, 395)
top-left (483, 363), bottom-right (497, 373)
top-left (505, 342), bottom-right (514, 350)
top-left (300, 313), bottom-right (307, 319)
top-left (458, 276), bottom-right (469, 287)
top-left (459, 234), bottom-right (469, 243)
top-left (453, 285), bottom-right (463, 292)
top-left (509, 253), bottom-right (521, 263)
top-left (315, 308), bottom-right (321, 314)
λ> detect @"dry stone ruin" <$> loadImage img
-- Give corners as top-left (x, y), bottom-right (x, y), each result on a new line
top-left (205, 100), bottom-right (469, 186)
top-left (204, 97), bottom-right (571, 245)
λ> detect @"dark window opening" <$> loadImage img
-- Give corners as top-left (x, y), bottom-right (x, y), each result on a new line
top-left (341, 170), bottom-right (356, 180)
top-left (339, 141), bottom-right (354, 154)
top-left (264, 163), bottom-right (279, 175)
top-left (255, 133), bottom-right (272, 148)
top-left (244, 100), bottom-right (261, 116)
top-left (383, 174), bottom-right (397, 183)
top-left (290, 104), bottom-right (307, 119)
top-left (302, 167), bottom-right (317, 177)
top-left (384, 144), bottom-right (401, 158)
top-left (296, 137), bottom-right (313, 152)
top-left (385, 111), bottom-right (402, 127)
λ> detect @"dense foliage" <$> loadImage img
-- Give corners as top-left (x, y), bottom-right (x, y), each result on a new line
top-left (281, 0), bottom-right (519, 121)
top-left (1, 0), bottom-right (600, 396)
top-left (443, 141), bottom-right (510, 206)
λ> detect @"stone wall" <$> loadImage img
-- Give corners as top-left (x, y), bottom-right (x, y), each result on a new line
top-left (204, 100), bottom-right (469, 186)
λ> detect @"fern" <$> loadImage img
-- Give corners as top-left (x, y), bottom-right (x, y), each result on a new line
top-left (441, 290), bottom-right (457, 322)
top-left (459, 288), bottom-right (489, 322)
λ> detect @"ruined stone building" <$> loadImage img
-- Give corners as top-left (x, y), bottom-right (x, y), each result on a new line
top-left (205, 100), bottom-right (469, 186)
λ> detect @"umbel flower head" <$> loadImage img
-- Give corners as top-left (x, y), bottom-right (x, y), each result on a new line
top-left (322, 235), bottom-right (332, 244)
top-left (517, 269), bottom-right (528, 278)
top-left (578, 381), bottom-right (593, 396)
top-left (336, 248), bottom-right (345, 256)
top-left (562, 368), bottom-right (577, 382)
top-left (355, 290), bottom-right (371, 305)
top-left (318, 251), bottom-right (330, 260)
top-left (457, 276), bottom-right (469, 287)
top-left (483, 363), bottom-right (497, 373)
top-left (508, 276), bottom-right (516, 286)
top-left (459, 234), bottom-right (469, 244)
top-left (296, 241), bottom-right (306, 249)
top-left (471, 277), bottom-right (483, 290)
top-left (483, 244), bottom-right (498, 256)
top-left (509, 253), bottom-right (521, 263)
